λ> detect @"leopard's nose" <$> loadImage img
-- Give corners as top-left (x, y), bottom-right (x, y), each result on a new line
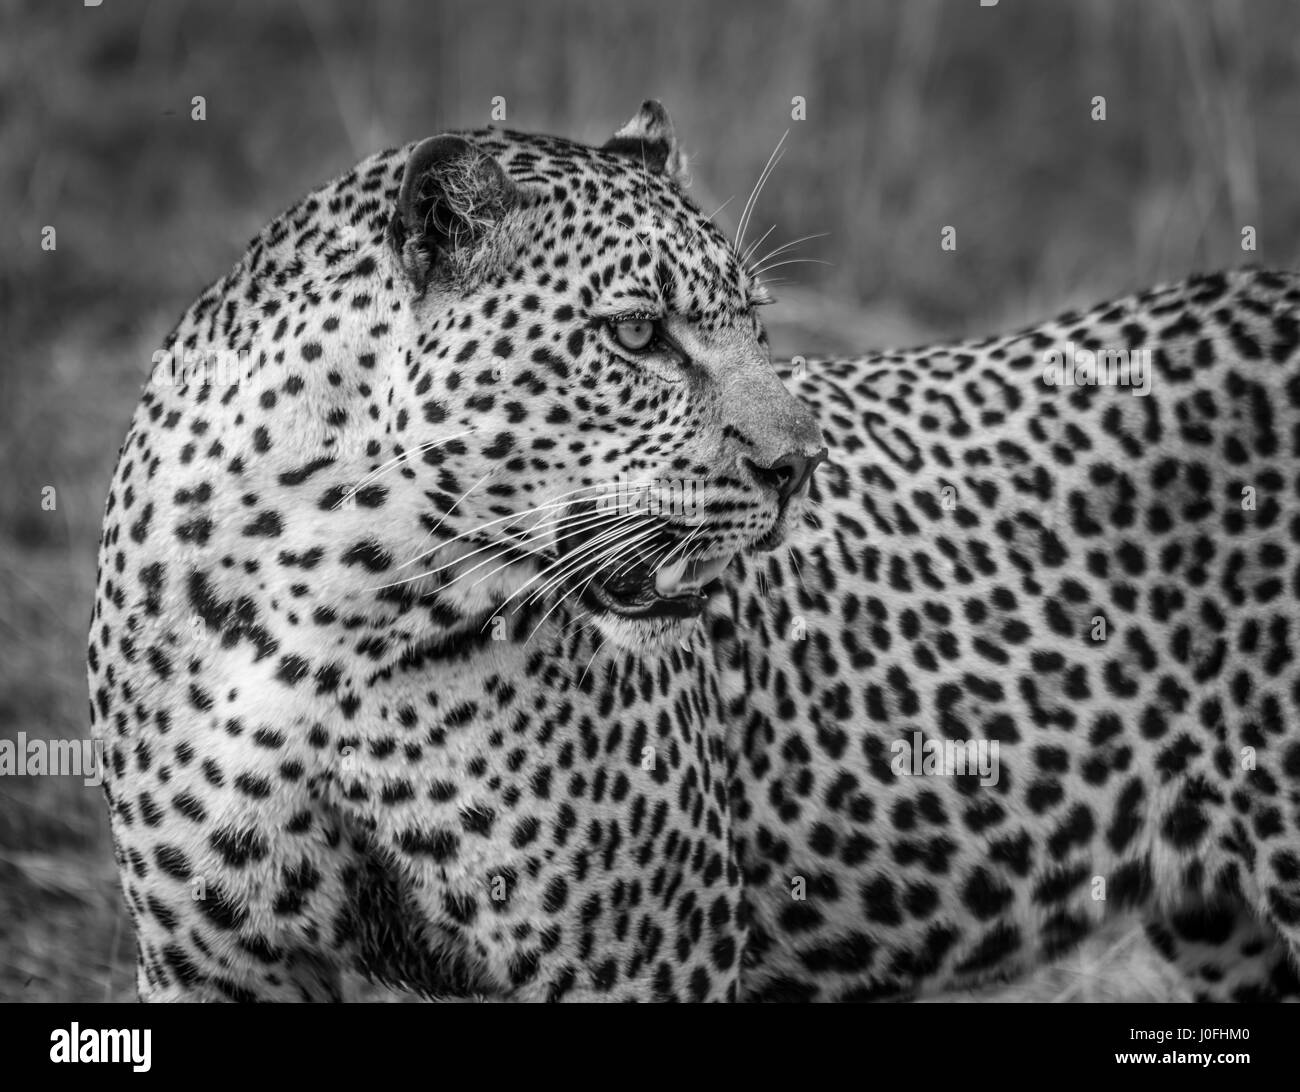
top-left (745, 447), bottom-right (827, 505)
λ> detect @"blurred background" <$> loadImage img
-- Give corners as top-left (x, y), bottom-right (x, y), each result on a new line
top-left (3, 0), bottom-right (1300, 1002)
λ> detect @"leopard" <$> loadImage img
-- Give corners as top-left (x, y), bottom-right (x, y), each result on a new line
top-left (87, 101), bottom-right (824, 1002)
top-left (719, 270), bottom-right (1300, 1002)
top-left (89, 97), bottom-right (1300, 1005)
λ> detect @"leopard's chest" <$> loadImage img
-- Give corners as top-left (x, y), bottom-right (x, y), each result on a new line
top-left (338, 622), bottom-right (745, 999)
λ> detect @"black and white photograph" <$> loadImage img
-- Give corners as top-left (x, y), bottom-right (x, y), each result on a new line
top-left (3, 0), bottom-right (1300, 1064)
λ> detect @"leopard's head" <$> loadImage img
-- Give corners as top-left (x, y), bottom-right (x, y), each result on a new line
top-left (377, 102), bottom-right (825, 649)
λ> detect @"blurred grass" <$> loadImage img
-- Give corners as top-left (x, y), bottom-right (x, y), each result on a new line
top-left (2, 0), bottom-right (1299, 1001)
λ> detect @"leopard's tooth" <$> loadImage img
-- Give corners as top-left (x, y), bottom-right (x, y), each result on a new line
top-left (687, 553), bottom-right (733, 585)
top-left (654, 559), bottom-right (690, 597)
top-left (656, 552), bottom-right (735, 597)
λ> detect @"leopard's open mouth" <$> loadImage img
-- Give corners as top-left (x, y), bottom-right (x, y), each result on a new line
top-left (555, 503), bottom-right (736, 619)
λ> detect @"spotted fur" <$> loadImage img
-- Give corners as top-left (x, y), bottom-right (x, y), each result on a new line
top-left (91, 103), bottom-right (1300, 1004)
top-left (88, 103), bottom-right (823, 1002)
top-left (723, 270), bottom-right (1300, 1001)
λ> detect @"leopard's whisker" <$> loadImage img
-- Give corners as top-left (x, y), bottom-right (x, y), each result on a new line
top-left (402, 485), bottom-right (624, 568)
top-left (564, 517), bottom-right (689, 612)
top-left (786, 546), bottom-right (807, 595)
top-left (494, 514), bottom-right (656, 617)
top-left (576, 625), bottom-right (612, 689)
top-left (407, 467), bottom-right (495, 556)
top-left (651, 522), bottom-right (706, 572)
top-left (555, 607), bottom-right (593, 641)
top-left (505, 512), bottom-right (653, 603)
top-left (449, 504), bottom-right (655, 603)
top-left (686, 196), bottom-right (734, 246)
top-left (740, 223), bottom-right (777, 269)
top-left (747, 231), bottom-right (830, 276)
top-left (533, 521), bottom-right (665, 611)
top-left (392, 503), bottom-right (646, 598)
top-left (596, 527), bottom-right (678, 593)
top-left (394, 479), bottom-right (656, 571)
top-left (460, 508), bottom-right (636, 600)
top-left (524, 525), bottom-right (662, 645)
top-left (522, 530), bottom-right (657, 645)
top-left (735, 128), bottom-right (788, 255)
top-left (518, 520), bottom-right (660, 613)
top-left (595, 518), bottom-right (697, 594)
top-left (750, 257), bottom-right (832, 277)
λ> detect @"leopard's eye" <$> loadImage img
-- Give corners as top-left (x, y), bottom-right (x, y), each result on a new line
top-left (613, 318), bottom-right (657, 352)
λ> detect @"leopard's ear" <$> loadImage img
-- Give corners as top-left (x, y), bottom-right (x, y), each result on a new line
top-left (389, 136), bottom-right (517, 290)
top-left (602, 100), bottom-right (687, 186)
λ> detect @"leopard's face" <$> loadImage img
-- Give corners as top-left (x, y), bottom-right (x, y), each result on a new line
top-left (385, 105), bottom-right (825, 648)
